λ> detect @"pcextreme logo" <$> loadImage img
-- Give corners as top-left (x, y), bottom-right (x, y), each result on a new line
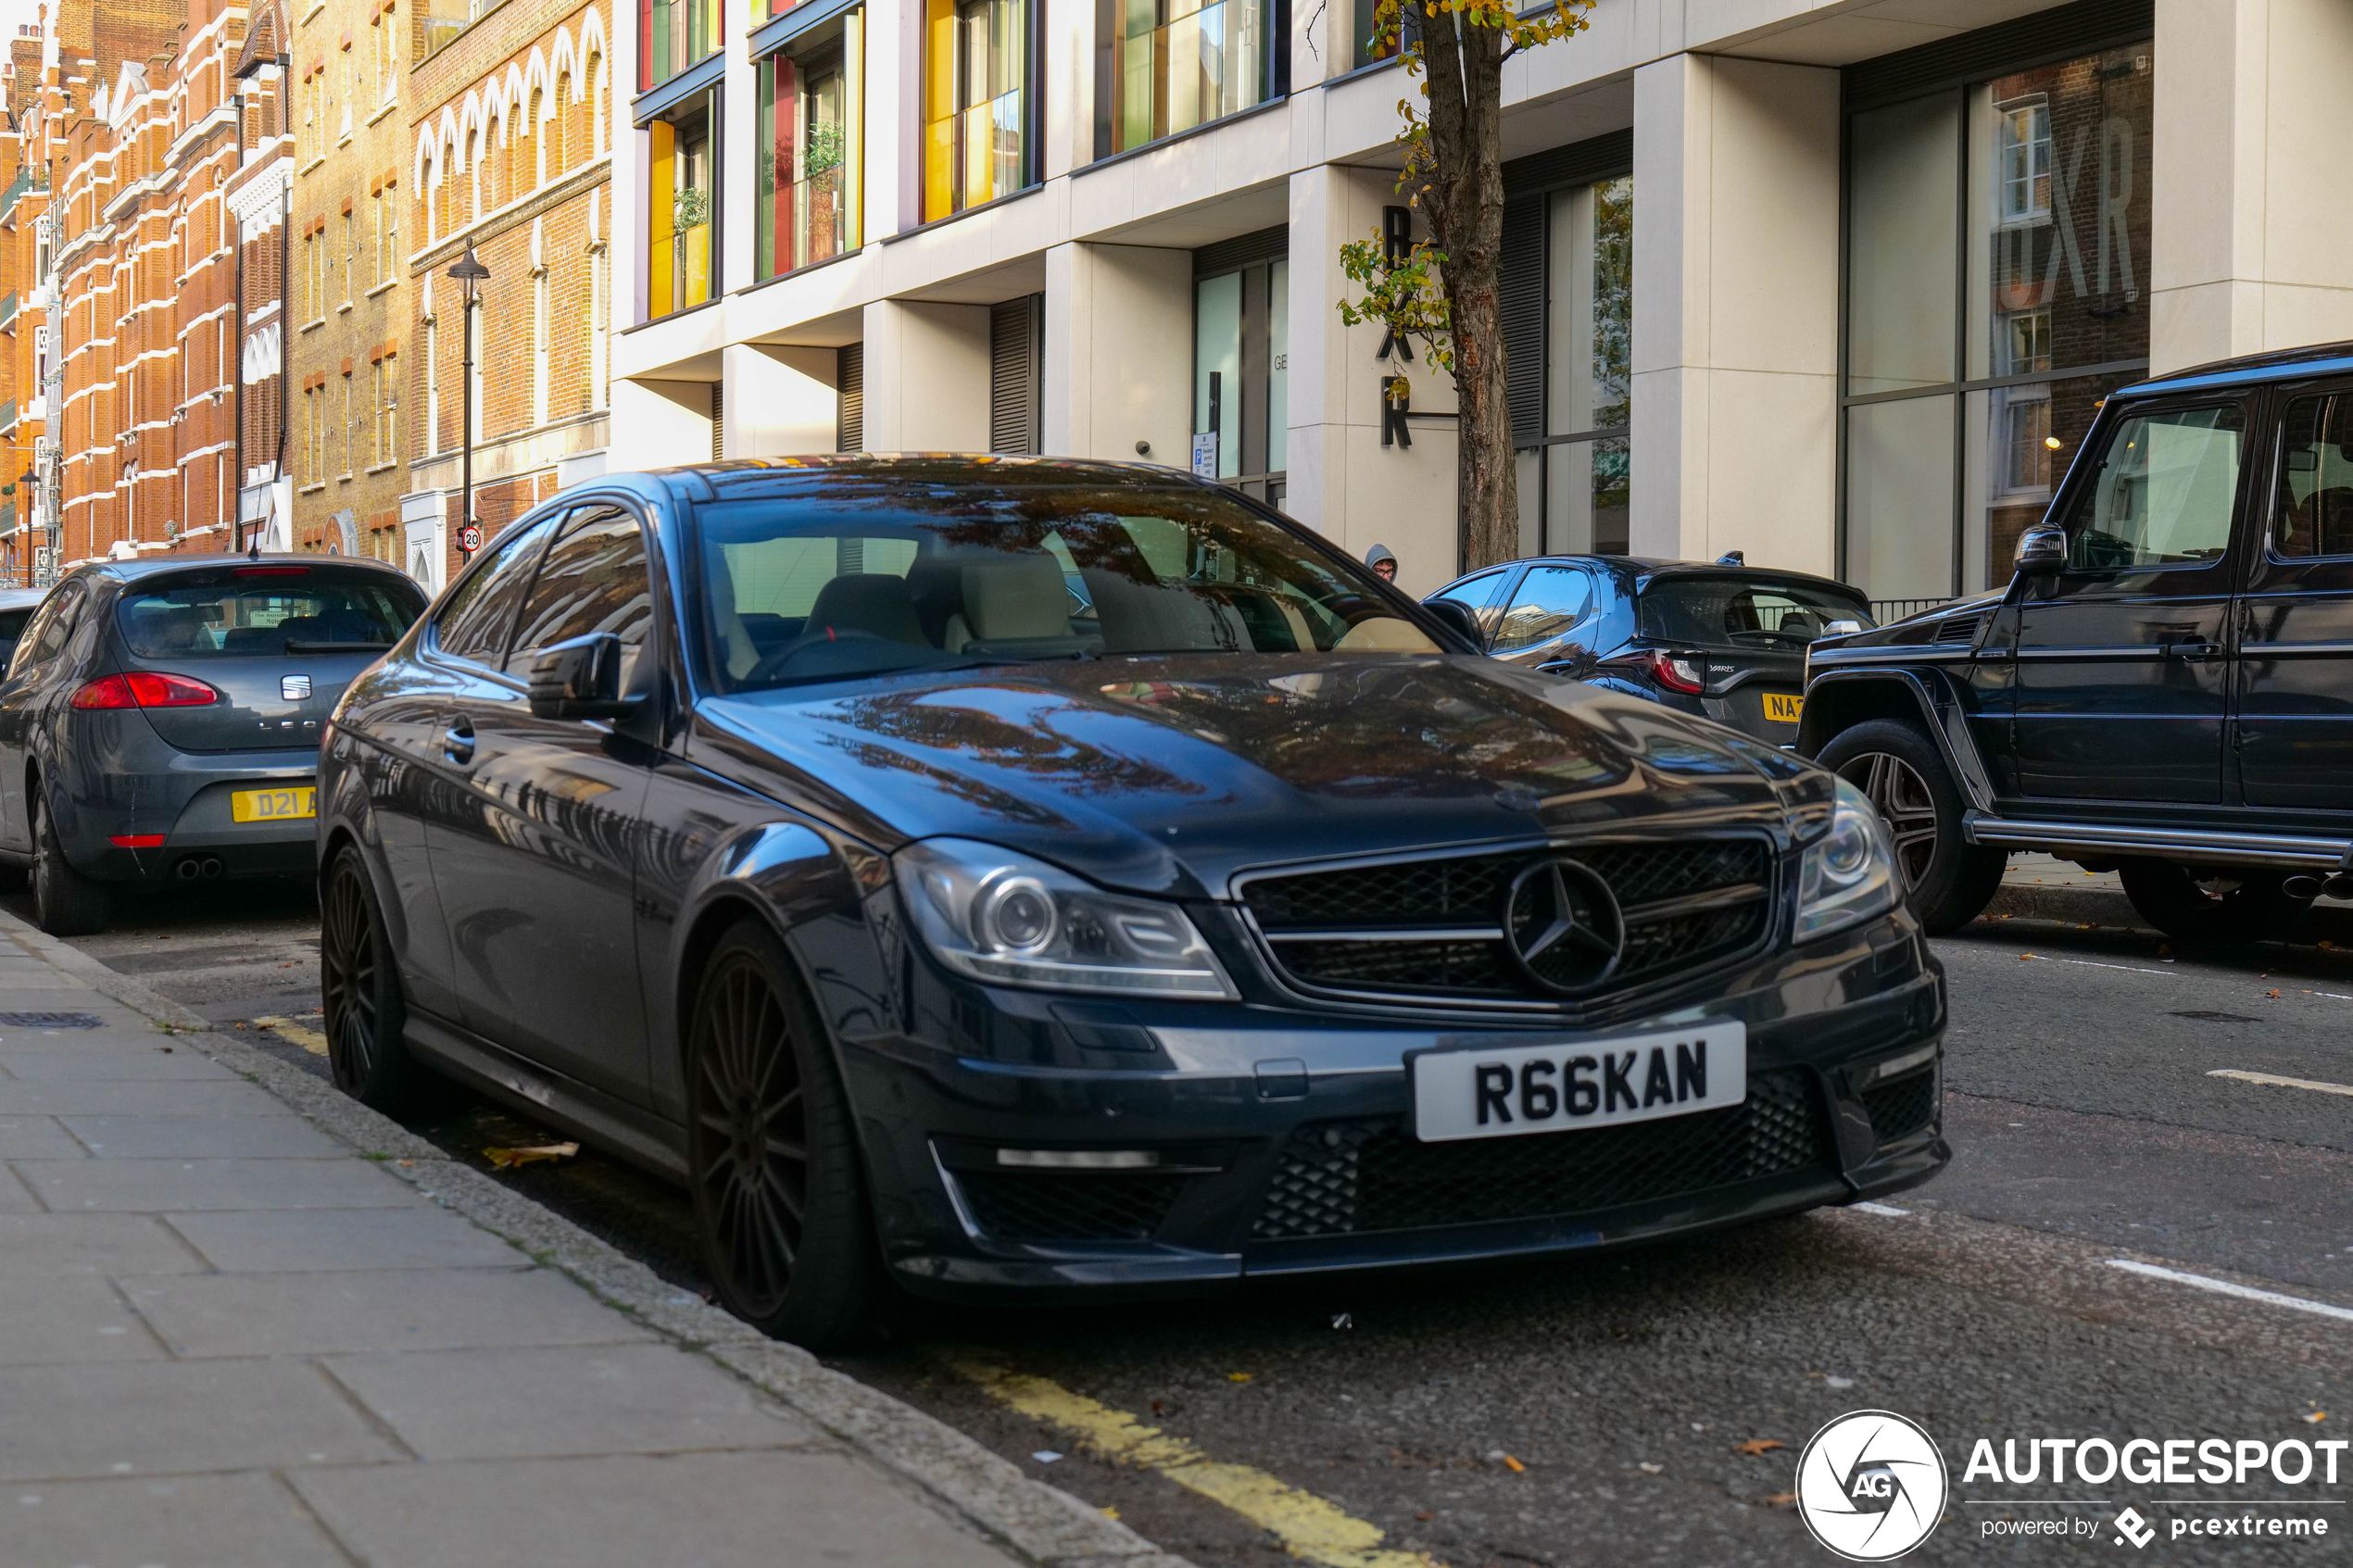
top-left (1794, 1410), bottom-right (1950, 1562)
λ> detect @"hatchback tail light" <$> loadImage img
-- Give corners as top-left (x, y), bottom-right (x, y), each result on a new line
top-left (1642, 649), bottom-right (1705, 696)
top-left (70, 672), bottom-right (221, 709)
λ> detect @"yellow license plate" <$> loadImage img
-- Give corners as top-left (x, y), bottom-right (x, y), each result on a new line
top-left (1763, 692), bottom-right (1804, 725)
top-left (231, 786), bottom-right (317, 823)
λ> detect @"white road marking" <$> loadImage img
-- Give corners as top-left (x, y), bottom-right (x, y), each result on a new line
top-left (2207, 1068), bottom-right (2353, 1098)
top-left (2014, 954), bottom-right (2179, 978)
top-left (1851, 1201), bottom-right (1912, 1217)
top-left (2106, 1261), bottom-right (2353, 1324)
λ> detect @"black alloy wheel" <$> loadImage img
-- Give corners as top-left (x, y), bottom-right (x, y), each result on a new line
top-left (1814, 718), bottom-right (2006, 934)
top-left (686, 919), bottom-right (887, 1349)
top-left (2117, 859), bottom-right (2309, 945)
top-left (320, 845), bottom-right (431, 1110)
top-left (31, 790), bottom-right (108, 937)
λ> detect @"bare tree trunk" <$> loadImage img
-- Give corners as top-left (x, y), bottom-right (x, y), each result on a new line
top-left (1417, 13), bottom-right (1516, 571)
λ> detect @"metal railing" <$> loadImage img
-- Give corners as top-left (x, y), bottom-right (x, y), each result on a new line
top-left (1869, 597), bottom-right (1954, 624)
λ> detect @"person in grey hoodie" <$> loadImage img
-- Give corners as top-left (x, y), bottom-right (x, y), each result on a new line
top-left (1364, 544), bottom-right (1398, 583)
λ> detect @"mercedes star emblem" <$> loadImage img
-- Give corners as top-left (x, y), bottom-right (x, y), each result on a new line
top-left (1502, 857), bottom-right (1624, 993)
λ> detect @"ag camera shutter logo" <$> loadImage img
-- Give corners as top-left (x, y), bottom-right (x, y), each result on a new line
top-left (1794, 1410), bottom-right (1949, 1561)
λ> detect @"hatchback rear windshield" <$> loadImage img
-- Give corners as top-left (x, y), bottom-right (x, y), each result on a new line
top-left (1637, 577), bottom-right (1872, 651)
top-left (117, 571), bottom-right (425, 659)
top-left (693, 483), bottom-right (1438, 692)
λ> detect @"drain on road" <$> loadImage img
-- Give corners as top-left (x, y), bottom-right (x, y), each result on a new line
top-left (0, 1010), bottom-right (106, 1028)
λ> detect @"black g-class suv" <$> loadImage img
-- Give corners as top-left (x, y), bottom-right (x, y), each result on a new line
top-left (1801, 342), bottom-right (2353, 944)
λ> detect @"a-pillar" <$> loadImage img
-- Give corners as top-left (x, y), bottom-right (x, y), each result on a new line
top-left (1285, 164), bottom-right (1460, 593)
top-left (2149, 0), bottom-right (2353, 372)
top-left (720, 345), bottom-right (840, 457)
top-left (861, 299), bottom-right (990, 451)
top-left (1039, 241), bottom-right (1190, 465)
top-left (1629, 53), bottom-right (1840, 574)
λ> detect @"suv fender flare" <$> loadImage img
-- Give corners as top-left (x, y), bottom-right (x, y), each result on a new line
top-left (1799, 667), bottom-right (1997, 813)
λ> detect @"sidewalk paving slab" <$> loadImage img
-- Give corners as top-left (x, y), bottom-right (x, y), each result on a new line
top-left (0, 905), bottom-right (1189, 1568)
top-left (167, 1205), bottom-right (533, 1272)
top-left (4, 1472), bottom-right (354, 1567)
top-left (122, 1265), bottom-right (657, 1357)
top-left (18, 1153), bottom-right (421, 1210)
top-left (321, 1343), bottom-right (824, 1460)
top-left (290, 1450), bottom-right (1023, 1568)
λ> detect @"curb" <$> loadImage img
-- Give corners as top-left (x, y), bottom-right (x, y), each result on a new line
top-left (0, 907), bottom-right (1193, 1568)
top-left (1984, 882), bottom-right (2353, 945)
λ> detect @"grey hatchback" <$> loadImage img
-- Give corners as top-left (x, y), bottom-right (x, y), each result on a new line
top-left (0, 556), bottom-right (425, 934)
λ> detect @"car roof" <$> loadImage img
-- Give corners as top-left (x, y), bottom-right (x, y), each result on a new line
top-left (643, 453), bottom-right (1238, 503)
top-left (75, 553), bottom-right (418, 586)
top-left (1442, 555), bottom-right (1867, 600)
top-left (2122, 339), bottom-right (2353, 397)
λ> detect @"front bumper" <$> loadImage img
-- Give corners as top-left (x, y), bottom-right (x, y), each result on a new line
top-left (834, 910), bottom-right (1946, 1301)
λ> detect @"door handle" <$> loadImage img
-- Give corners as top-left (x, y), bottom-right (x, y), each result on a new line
top-left (441, 716), bottom-right (476, 766)
top-left (2164, 640), bottom-right (2222, 662)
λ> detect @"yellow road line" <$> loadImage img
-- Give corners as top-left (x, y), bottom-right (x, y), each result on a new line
top-left (944, 1350), bottom-right (1431, 1568)
top-left (252, 1014), bottom-right (329, 1057)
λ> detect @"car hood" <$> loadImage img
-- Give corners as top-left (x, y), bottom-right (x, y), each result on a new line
top-left (694, 654), bottom-right (1820, 897)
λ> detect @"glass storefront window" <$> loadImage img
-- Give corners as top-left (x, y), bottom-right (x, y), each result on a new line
top-left (1104, 0), bottom-right (1271, 154)
top-left (758, 21), bottom-right (862, 280)
top-left (641, 0), bottom-right (722, 92)
top-left (1192, 255), bottom-right (1288, 507)
top-left (924, 0), bottom-right (1030, 220)
top-left (1515, 174), bottom-right (1632, 558)
top-left (647, 93), bottom-right (717, 319)
top-left (1842, 40), bottom-right (2154, 606)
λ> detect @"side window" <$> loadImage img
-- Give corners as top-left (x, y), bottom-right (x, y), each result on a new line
top-left (506, 505), bottom-right (655, 680)
top-left (2274, 391), bottom-right (2353, 559)
top-left (12, 583), bottom-right (84, 677)
top-left (1491, 566), bottom-right (1594, 654)
top-left (2069, 404), bottom-right (2246, 571)
top-left (434, 516), bottom-right (561, 667)
top-left (1430, 569), bottom-right (1508, 643)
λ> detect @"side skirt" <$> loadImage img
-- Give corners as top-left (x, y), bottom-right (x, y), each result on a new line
top-left (403, 1008), bottom-right (689, 1184)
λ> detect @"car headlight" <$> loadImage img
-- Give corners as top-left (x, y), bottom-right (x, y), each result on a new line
top-left (894, 837), bottom-right (1236, 998)
top-left (1794, 776), bottom-right (1900, 940)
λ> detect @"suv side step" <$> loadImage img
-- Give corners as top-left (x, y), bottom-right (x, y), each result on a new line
top-left (1965, 814), bottom-right (2351, 869)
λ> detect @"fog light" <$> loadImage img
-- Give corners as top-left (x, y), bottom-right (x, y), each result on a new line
top-left (995, 1148), bottom-right (1161, 1170)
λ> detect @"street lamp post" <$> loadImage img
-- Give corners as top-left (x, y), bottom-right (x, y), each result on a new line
top-left (447, 246), bottom-right (491, 559)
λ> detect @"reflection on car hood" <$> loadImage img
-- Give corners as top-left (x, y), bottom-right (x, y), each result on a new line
top-left (696, 653), bottom-right (1814, 897)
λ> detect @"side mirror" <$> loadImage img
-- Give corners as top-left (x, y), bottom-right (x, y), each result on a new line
top-left (2013, 523), bottom-right (2069, 579)
top-left (1422, 598), bottom-right (1485, 650)
top-left (528, 632), bottom-right (638, 720)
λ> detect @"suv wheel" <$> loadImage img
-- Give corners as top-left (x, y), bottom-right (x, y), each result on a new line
top-left (2116, 859), bottom-right (2309, 945)
top-left (686, 919), bottom-right (890, 1350)
top-left (320, 844), bottom-right (436, 1111)
top-left (31, 792), bottom-right (108, 937)
top-left (1815, 719), bottom-right (2005, 934)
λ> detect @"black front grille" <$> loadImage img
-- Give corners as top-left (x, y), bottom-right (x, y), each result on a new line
top-left (1860, 1069), bottom-right (1938, 1141)
top-left (956, 1171), bottom-right (1190, 1243)
top-left (1252, 1069), bottom-right (1829, 1240)
top-left (1244, 839), bottom-right (1775, 1007)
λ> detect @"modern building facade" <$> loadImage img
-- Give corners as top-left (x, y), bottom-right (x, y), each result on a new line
top-left (598, 0), bottom-right (2353, 606)
top-left (396, 0), bottom-right (611, 590)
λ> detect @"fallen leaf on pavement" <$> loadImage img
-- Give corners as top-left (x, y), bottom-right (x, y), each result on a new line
top-left (1415, 1511), bottom-right (1435, 1521)
top-left (1227, 1372), bottom-right (1254, 1383)
top-left (2303, 1411), bottom-right (2327, 1424)
top-left (1100, 1506), bottom-right (1120, 1520)
top-left (483, 1142), bottom-right (579, 1169)
top-left (2268, 989), bottom-right (2282, 998)
top-left (1502, 1455), bottom-right (1526, 1473)
top-left (1762, 1492), bottom-right (1797, 1508)
top-left (1638, 1461), bottom-right (1663, 1474)
top-left (1733, 1439), bottom-right (1785, 1456)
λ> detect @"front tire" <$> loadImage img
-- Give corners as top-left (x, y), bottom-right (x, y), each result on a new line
top-left (1815, 719), bottom-right (2005, 934)
top-left (320, 844), bottom-right (434, 1111)
top-left (2117, 859), bottom-right (2308, 945)
top-left (686, 919), bottom-right (888, 1350)
top-left (31, 791), bottom-right (108, 937)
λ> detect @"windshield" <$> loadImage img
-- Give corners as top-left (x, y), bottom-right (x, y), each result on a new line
top-left (694, 483), bottom-right (1440, 692)
top-left (1637, 576), bottom-right (1872, 651)
top-left (117, 570), bottom-right (425, 659)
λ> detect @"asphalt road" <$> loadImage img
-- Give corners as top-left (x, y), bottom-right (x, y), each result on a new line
top-left (22, 878), bottom-right (2353, 1567)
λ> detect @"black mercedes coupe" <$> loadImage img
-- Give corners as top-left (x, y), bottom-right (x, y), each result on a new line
top-left (317, 458), bottom-right (1945, 1348)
